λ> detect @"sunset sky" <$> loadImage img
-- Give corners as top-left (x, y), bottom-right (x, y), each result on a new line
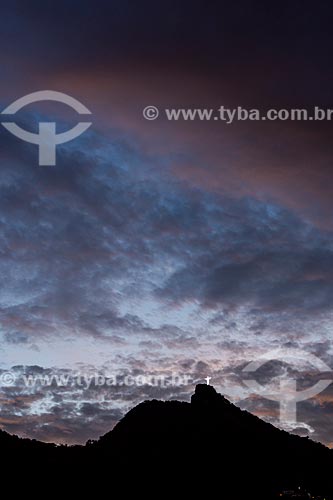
top-left (1, 0), bottom-right (333, 445)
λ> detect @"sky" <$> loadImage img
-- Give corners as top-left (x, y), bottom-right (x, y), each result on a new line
top-left (1, 0), bottom-right (333, 445)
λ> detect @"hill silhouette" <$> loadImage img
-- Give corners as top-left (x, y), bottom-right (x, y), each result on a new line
top-left (1, 384), bottom-right (332, 498)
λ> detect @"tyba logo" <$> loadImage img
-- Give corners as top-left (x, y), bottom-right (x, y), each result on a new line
top-left (1, 90), bottom-right (92, 165)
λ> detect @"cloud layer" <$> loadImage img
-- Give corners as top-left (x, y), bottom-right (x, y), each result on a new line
top-left (1, 0), bottom-right (333, 445)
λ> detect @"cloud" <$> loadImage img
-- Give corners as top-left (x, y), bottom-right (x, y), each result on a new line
top-left (156, 200), bottom-right (333, 319)
top-left (0, 364), bottom-right (194, 443)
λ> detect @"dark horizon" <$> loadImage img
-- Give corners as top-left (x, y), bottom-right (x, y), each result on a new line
top-left (1, 384), bottom-right (332, 500)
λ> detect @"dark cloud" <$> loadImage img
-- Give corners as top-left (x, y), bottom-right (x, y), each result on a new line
top-left (156, 202), bottom-right (333, 318)
top-left (1, 115), bottom-right (333, 443)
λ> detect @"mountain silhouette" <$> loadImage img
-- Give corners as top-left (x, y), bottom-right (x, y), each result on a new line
top-left (1, 384), bottom-right (332, 498)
